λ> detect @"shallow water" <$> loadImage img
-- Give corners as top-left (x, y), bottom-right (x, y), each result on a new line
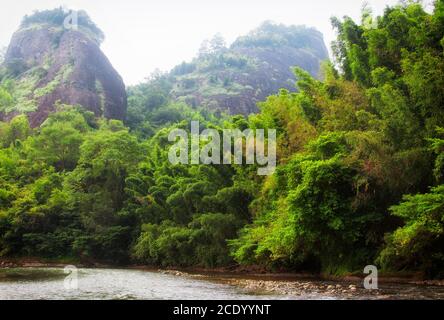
top-left (0, 268), bottom-right (294, 300)
top-left (0, 268), bottom-right (442, 300)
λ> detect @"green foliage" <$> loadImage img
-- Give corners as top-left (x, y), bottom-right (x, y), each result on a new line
top-left (378, 185), bottom-right (444, 278)
top-left (0, 110), bottom-right (141, 262)
top-left (134, 213), bottom-right (242, 267)
top-left (429, 127), bottom-right (444, 183)
top-left (230, 1), bottom-right (444, 276)
top-left (232, 21), bottom-right (325, 53)
top-left (126, 72), bottom-right (173, 134)
top-left (0, 63), bottom-right (73, 115)
top-left (126, 120), bottom-right (253, 266)
top-left (0, 1), bottom-right (443, 277)
top-left (0, 86), bottom-right (13, 111)
top-left (378, 125), bottom-right (444, 277)
top-left (230, 133), bottom-right (385, 273)
top-left (0, 59), bottom-right (28, 79)
top-left (0, 114), bottom-right (32, 147)
top-left (0, 105), bottom-right (253, 266)
top-left (21, 7), bottom-right (104, 43)
top-left (171, 62), bottom-right (197, 76)
top-left (33, 64), bottom-right (73, 99)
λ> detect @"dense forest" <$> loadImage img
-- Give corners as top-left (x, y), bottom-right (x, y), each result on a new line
top-left (0, 1), bottom-right (444, 278)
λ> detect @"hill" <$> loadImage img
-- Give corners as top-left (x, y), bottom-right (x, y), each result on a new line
top-left (128, 22), bottom-right (329, 119)
top-left (0, 8), bottom-right (127, 127)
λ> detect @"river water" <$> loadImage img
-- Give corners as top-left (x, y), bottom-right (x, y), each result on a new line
top-left (0, 268), bottom-right (443, 300)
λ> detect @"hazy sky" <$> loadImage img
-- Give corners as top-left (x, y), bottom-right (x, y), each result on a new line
top-left (0, 0), bottom-right (432, 85)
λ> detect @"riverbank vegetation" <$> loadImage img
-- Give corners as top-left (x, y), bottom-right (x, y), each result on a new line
top-left (0, 1), bottom-right (443, 278)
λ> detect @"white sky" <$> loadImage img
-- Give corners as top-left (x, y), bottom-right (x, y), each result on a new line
top-left (0, 0), bottom-right (432, 85)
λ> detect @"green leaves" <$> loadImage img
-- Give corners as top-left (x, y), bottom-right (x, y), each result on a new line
top-left (378, 185), bottom-right (444, 277)
top-left (230, 133), bottom-right (370, 272)
top-left (78, 128), bottom-right (142, 178)
top-left (21, 8), bottom-right (105, 44)
top-left (0, 110), bottom-right (144, 262)
top-left (0, 1), bottom-right (443, 276)
top-left (0, 115), bottom-right (31, 148)
top-left (0, 86), bottom-right (13, 112)
top-left (28, 122), bottom-right (84, 171)
top-left (133, 213), bottom-right (241, 267)
top-left (428, 127), bottom-right (444, 183)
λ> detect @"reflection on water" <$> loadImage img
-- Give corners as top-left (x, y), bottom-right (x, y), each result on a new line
top-left (0, 268), bottom-right (66, 282)
top-left (0, 268), bottom-right (442, 300)
top-left (0, 268), bottom-right (292, 300)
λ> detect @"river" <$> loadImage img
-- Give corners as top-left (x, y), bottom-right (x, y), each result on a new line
top-left (0, 268), bottom-right (443, 300)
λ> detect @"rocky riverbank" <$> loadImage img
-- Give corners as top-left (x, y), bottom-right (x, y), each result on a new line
top-left (158, 269), bottom-right (444, 300)
top-left (2, 258), bottom-right (443, 299)
top-left (158, 270), bottom-right (376, 299)
top-left (226, 279), bottom-right (374, 299)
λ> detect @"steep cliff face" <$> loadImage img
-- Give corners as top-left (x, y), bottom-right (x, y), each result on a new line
top-left (0, 9), bottom-right (126, 127)
top-left (166, 22), bottom-right (329, 115)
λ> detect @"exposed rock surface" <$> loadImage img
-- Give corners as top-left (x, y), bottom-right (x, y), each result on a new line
top-left (166, 22), bottom-right (329, 115)
top-left (0, 9), bottom-right (126, 127)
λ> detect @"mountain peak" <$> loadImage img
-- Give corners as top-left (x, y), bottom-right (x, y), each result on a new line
top-left (138, 22), bottom-right (329, 115)
top-left (0, 8), bottom-right (126, 127)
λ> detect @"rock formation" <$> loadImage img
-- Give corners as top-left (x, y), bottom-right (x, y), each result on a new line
top-left (166, 22), bottom-right (329, 115)
top-left (0, 8), bottom-right (127, 127)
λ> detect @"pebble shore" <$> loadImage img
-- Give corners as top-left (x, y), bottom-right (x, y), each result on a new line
top-left (158, 270), bottom-right (381, 299)
top-left (158, 269), bottom-right (444, 299)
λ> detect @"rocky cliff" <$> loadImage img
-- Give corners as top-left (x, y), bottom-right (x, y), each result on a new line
top-left (0, 8), bottom-right (127, 127)
top-left (165, 22), bottom-right (329, 115)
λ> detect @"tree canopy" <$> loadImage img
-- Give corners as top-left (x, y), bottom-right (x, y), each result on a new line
top-left (0, 1), bottom-right (443, 278)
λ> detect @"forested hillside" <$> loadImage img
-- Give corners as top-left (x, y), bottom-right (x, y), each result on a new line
top-left (127, 22), bottom-right (328, 117)
top-left (0, 2), bottom-right (444, 278)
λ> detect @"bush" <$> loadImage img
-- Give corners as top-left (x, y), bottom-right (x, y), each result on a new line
top-left (378, 185), bottom-right (444, 278)
top-left (133, 213), bottom-right (242, 267)
top-left (21, 8), bottom-right (104, 43)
